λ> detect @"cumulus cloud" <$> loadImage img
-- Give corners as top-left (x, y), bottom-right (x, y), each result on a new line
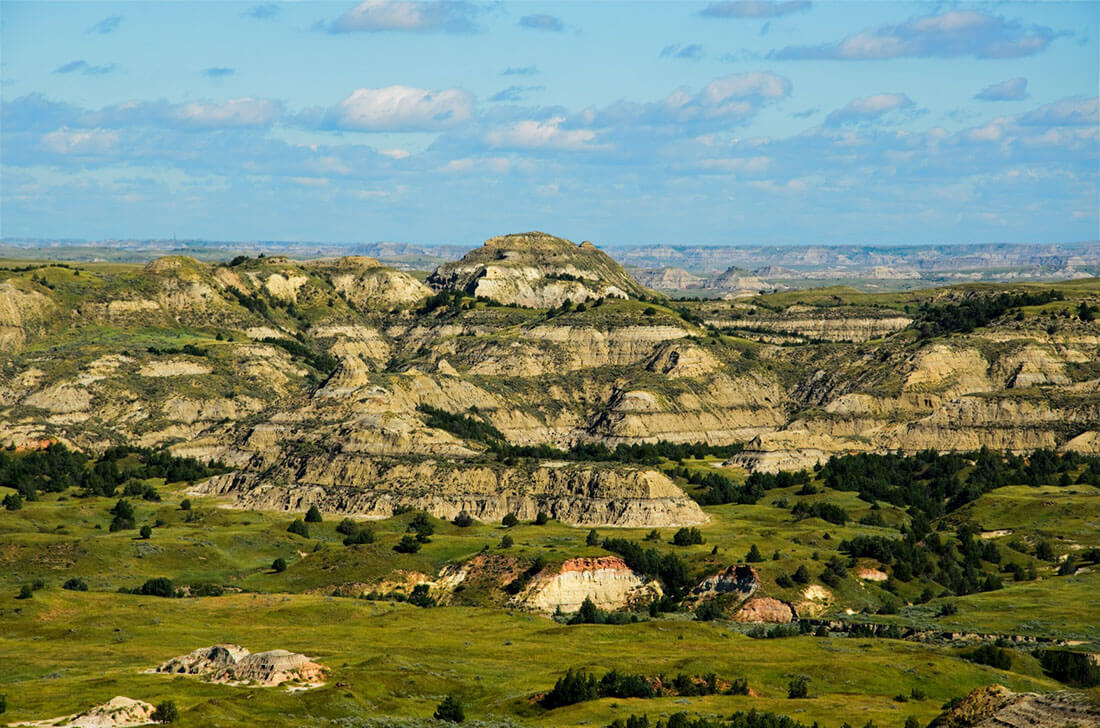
top-left (771, 10), bottom-right (1063, 60)
top-left (87, 15), bottom-right (122, 34)
top-left (502, 66), bottom-right (538, 76)
top-left (325, 85), bottom-right (474, 131)
top-left (660, 43), bottom-right (704, 60)
top-left (245, 4), bottom-right (280, 20)
top-left (490, 86), bottom-right (545, 103)
top-left (201, 67), bottom-right (235, 79)
top-left (327, 1), bottom-right (481, 33)
top-left (975, 77), bottom-right (1029, 102)
top-left (701, 1), bottom-right (810, 19)
top-left (825, 93), bottom-right (915, 126)
top-left (168, 98), bottom-right (282, 129)
top-left (54, 60), bottom-right (116, 75)
top-left (518, 14), bottom-right (563, 31)
top-left (486, 117), bottom-right (602, 151)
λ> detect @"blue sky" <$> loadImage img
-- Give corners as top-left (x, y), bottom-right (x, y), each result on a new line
top-left (1, 1), bottom-right (1097, 246)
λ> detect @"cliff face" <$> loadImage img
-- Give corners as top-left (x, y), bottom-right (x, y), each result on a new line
top-left (513, 557), bottom-right (661, 613)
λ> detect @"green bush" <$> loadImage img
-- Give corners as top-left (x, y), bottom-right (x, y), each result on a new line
top-left (2, 493), bottom-right (22, 511)
top-left (393, 535), bottom-right (421, 554)
top-left (151, 700), bottom-right (178, 724)
top-left (63, 577), bottom-right (88, 591)
top-left (502, 513), bottom-right (519, 527)
top-left (672, 527), bottom-right (704, 546)
top-left (787, 676), bottom-right (809, 698)
top-left (745, 544), bottom-right (764, 563)
top-left (304, 505), bottom-right (323, 523)
top-left (433, 695), bottom-right (464, 723)
top-left (272, 557), bottom-right (287, 572)
top-left (499, 534), bottom-right (514, 549)
top-left (139, 525), bottom-right (152, 539)
top-left (287, 519), bottom-right (309, 538)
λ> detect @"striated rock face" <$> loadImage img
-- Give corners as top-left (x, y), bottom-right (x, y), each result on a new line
top-left (514, 557), bottom-right (661, 614)
top-left (687, 565), bottom-right (759, 604)
top-left (733, 597), bottom-right (796, 623)
top-left (427, 231), bottom-right (654, 307)
top-left (12, 696), bottom-right (156, 728)
top-left (156, 644), bottom-right (250, 675)
top-left (194, 458), bottom-right (708, 528)
top-left (929, 684), bottom-right (1100, 728)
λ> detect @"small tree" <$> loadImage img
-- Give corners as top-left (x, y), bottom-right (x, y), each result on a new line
top-left (502, 513), bottom-right (519, 527)
top-left (787, 675), bottom-right (809, 699)
top-left (16, 584), bottom-right (33, 600)
top-left (393, 535), bottom-right (421, 554)
top-left (575, 596), bottom-right (601, 624)
top-left (272, 557), bottom-right (287, 573)
top-left (151, 700), bottom-right (178, 724)
top-left (109, 498), bottom-right (136, 532)
top-left (672, 527), bottom-right (704, 546)
top-left (792, 565), bottom-right (811, 584)
top-left (586, 529), bottom-right (600, 546)
top-left (336, 518), bottom-right (358, 535)
top-left (140, 525), bottom-right (153, 539)
top-left (434, 694), bottom-right (464, 723)
top-left (452, 512), bottom-right (474, 527)
top-left (63, 577), bottom-right (88, 591)
top-left (499, 534), bottom-right (514, 549)
top-left (904, 717), bottom-right (920, 728)
top-left (287, 519), bottom-right (309, 538)
top-left (179, 498), bottom-right (191, 511)
top-left (343, 527), bottom-right (375, 546)
top-left (2, 493), bottom-right (23, 511)
top-left (745, 544), bottom-right (764, 563)
top-left (534, 511), bottom-right (549, 525)
top-left (139, 577), bottom-right (176, 598)
top-left (304, 505), bottom-right (323, 523)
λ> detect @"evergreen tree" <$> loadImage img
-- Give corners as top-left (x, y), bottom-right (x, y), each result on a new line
top-left (304, 505), bottom-right (323, 523)
top-left (151, 701), bottom-right (178, 724)
top-left (586, 529), bottom-right (600, 546)
top-left (433, 695), bottom-right (464, 723)
top-left (745, 544), bottom-right (764, 563)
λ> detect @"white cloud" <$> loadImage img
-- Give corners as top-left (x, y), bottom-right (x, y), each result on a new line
top-left (41, 128), bottom-right (119, 154)
top-left (486, 116), bottom-right (602, 151)
top-left (329, 86), bottom-right (474, 132)
top-left (329, 1), bottom-right (480, 33)
top-left (380, 148), bottom-right (411, 159)
top-left (825, 93), bottom-right (914, 126)
top-left (170, 98), bottom-right (282, 128)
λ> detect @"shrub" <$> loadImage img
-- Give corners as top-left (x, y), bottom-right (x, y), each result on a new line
top-left (938, 602), bottom-right (958, 617)
top-left (586, 529), bottom-right (600, 546)
top-left (272, 557), bottom-right (287, 573)
top-left (787, 675), bottom-right (809, 698)
top-left (179, 499), bottom-right (191, 511)
top-left (139, 525), bottom-right (152, 539)
top-left (745, 544), bottom-right (764, 563)
top-left (336, 518), bottom-right (358, 535)
top-left (287, 519), bottom-right (309, 538)
top-left (534, 511), bottom-right (549, 525)
top-left (672, 527), bottom-right (704, 546)
top-left (499, 534), bottom-right (514, 549)
top-left (792, 565), bottom-right (811, 584)
top-left (393, 535), bottom-right (421, 553)
top-left (139, 577), bottom-right (176, 598)
top-left (775, 574), bottom-right (793, 589)
top-left (452, 512), bottom-right (474, 527)
top-left (343, 527), bottom-right (375, 546)
top-left (408, 583), bottom-right (435, 608)
top-left (694, 600), bottom-right (724, 622)
top-left (2, 493), bottom-right (23, 511)
top-left (502, 513), bottom-right (519, 527)
top-left (433, 695), bottom-right (464, 723)
top-left (108, 499), bottom-right (136, 532)
top-left (16, 584), bottom-right (33, 600)
top-left (304, 505), bottom-right (323, 523)
top-left (63, 577), bottom-right (88, 591)
top-left (151, 701), bottom-right (178, 724)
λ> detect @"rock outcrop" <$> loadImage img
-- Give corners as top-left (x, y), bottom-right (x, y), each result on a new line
top-left (155, 645), bottom-right (325, 687)
top-left (733, 597), bottom-right (796, 623)
top-left (513, 557), bottom-right (661, 614)
top-left (929, 684), bottom-right (1100, 727)
top-left (686, 565), bottom-right (759, 604)
top-left (12, 696), bottom-right (155, 728)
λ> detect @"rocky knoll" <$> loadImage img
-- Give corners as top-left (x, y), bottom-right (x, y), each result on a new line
top-left (686, 564), bottom-right (759, 604)
top-left (929, 683), bottom-right (1100, 727)
top-left (427, 231), bottom-right (654, 307)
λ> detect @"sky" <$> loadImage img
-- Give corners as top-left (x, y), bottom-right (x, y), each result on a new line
top-left (1, 0), bottom-right (1098, 247)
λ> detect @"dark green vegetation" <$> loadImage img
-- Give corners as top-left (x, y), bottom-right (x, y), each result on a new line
top-left (910, 290), bottom-right (1064, 338)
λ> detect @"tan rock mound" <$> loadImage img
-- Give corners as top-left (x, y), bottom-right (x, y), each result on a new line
top-left (13, 696), bottom-right (155, 728)
top-left (155, 644), bottom-right (250, 675)
top-left (218, 650), bottom-right (325, 686)
top-left (155, 645), bottom-right (324, 687)
top-left (929, 683), bottom-right (1100, 727)
top-left (733, 597), bottom-right (796, 623)
top-left (514, 556), bottom-right (661, 614)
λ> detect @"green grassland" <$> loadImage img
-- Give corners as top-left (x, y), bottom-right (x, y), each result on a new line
top-left (2, 469), bottom-right (1098, 727)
